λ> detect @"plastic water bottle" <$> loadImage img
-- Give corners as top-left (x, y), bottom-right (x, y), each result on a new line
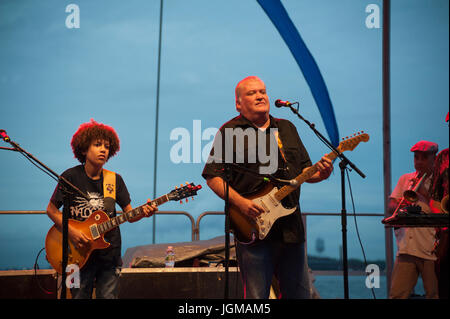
top-left (165, 246), bottom-right (175, 268)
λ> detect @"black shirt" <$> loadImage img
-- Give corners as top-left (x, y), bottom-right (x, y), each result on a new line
top-left (51, 165), bottom-right (131, 266)
top-left (202, 115), bottom-right (312, 243)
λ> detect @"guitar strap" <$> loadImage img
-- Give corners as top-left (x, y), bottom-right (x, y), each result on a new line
top-left (273, 130), bottom-right (287, 163)
top-left (102, 169), bottom-right (116, 214)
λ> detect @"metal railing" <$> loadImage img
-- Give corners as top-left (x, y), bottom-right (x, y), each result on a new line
top-left (0, 209), bottom-right (387, 242)
top-left (0, 210), bottom-right (198, 240)
top-left (0, 209), bottom-right (389, 247)
top-left (0, 209), bottom-right (388, 244)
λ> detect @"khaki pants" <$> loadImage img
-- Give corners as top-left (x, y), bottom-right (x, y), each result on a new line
top-left (389, 254), bottom-right (439, 299)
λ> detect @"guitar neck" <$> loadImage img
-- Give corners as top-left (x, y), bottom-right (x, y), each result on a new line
top-left (98, 194), bottom-right (169, 235)
top-left (274, 148), bottom-right (341, 202)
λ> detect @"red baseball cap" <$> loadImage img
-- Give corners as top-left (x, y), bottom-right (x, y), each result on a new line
top-left (410, 140), bottom-right (438, 153)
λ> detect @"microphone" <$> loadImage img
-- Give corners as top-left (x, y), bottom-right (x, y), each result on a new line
top-left (275, 99), bottom-right (293, 108)
top-left (0, 129), bottom-right (10, 142)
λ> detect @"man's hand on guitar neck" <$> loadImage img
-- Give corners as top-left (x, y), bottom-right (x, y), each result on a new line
top-left (305, 155), bottom-right (333, 183)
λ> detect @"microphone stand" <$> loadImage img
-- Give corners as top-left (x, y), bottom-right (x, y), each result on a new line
top-left (280, 103), bottom-right (366, 299)
top-left (223, 162), bottom-right (231, 299)
top-left (1, 135), bottom-right (89, 299)
top-left (207, 156), bottom-right (233, 299)
top-left (216, 161), bottom-right (293, 299)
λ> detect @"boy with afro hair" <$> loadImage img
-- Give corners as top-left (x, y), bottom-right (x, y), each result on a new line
top-left (46, 119), bottom-right (157, 299)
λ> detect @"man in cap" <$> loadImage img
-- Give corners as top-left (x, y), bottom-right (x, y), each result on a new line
top-left (388, 140), bottom-right (439, 299)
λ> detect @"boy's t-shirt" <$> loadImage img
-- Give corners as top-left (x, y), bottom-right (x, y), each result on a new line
top-left (51, 164), bottom-right (131, 266)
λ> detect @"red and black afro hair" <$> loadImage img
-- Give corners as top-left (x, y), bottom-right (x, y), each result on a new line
top-left (71, 119), bottom-right (120, 163)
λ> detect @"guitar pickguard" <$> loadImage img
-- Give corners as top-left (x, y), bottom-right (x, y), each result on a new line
top-left (253, 187), bottom-right (296, 239)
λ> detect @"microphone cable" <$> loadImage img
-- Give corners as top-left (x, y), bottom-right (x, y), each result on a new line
top-left (345, 168), bottom-right (377, 299)
top-left (33, 247), bottom-right (57, 296)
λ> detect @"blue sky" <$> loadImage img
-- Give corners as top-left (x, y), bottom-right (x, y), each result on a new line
top-left (0, 0), bottom-right (448, 269)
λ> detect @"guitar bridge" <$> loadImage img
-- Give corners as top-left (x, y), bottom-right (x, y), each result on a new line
top-left (89, 224), bottom-right (100, 240)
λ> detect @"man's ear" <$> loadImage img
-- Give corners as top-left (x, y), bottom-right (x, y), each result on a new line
top-left (236, 101), bottom-right (241, 113)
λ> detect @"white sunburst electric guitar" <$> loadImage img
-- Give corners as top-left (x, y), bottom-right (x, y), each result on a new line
top-left (229, 132), bottom-right (370, 243)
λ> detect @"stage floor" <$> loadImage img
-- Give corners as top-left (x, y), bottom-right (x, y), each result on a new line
top-left (0, 267), bottom-right (243, 299)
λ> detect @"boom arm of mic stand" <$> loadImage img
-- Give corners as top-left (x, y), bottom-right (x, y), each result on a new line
top-left (285, 104), bottom-right (366, 178)
top-left (5, 139), bottom-right (89, 199)
top-left (0, 146), bottom-right (20, 152)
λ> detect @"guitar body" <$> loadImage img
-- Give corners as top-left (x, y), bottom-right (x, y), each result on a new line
top-left (230, 183), bottom-right (296, 243)
top-left (45, 210), bottom-right (111, 274)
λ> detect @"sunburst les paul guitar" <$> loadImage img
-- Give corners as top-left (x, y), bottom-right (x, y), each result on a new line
top-left (45, 183), bottom-right (202, 274)
top-left (230, 132), bottom-right (369, 243)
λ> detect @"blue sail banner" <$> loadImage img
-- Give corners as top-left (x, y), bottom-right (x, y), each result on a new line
top-left (257, 0), bottom-right (339, 146)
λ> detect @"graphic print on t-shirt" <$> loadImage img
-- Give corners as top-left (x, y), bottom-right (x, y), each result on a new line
top-left (70, 191), bottom-right (105, 220)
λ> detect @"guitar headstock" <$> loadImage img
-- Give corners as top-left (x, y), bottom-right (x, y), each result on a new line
top-left (168, 182), bottom-right (202, 203)
top-left (338, 131), bottom-right (370, 152)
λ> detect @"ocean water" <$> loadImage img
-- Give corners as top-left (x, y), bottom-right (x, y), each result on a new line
top-left (312, 275), bottom-right (426, 299)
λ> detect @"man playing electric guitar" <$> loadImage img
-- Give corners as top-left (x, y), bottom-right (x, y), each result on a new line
top-left (46, 119), bottom-right (157, 299)
top-left (202, 76), bottom-right (333, 299)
